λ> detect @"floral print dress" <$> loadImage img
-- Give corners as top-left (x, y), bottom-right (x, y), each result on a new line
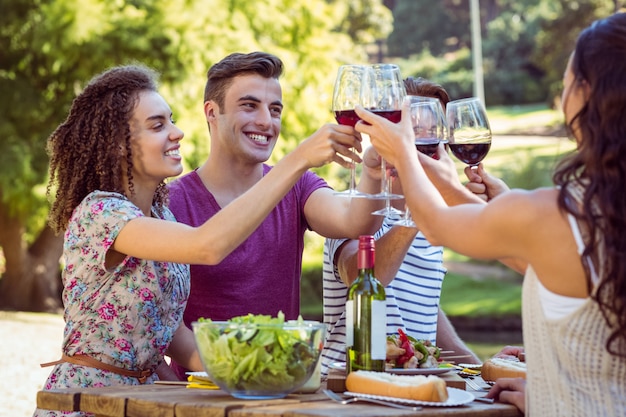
top-left (34, 191), bottom-right (190, 417)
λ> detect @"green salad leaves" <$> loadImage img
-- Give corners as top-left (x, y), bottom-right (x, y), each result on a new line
top-left (193, 312), bottom-right (323, 394)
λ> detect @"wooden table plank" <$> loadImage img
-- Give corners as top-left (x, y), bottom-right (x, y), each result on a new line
top-left (174, 391), bottom-right (326, 417)
top-left (230, 400), bottom-right (522, 417)
top-left (36, 387), bottom-right (84, 413)
top-left (37, 383), bottom-right (522, 417)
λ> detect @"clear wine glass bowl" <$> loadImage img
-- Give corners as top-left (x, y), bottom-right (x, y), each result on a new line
top-left (331, 64), bottom-right (370, 197)
top-left (364, 63), bottom-right (406, 216)
top-left (396, 96), bottom-right (446, 228)
top-left (446, 97), bottom-right (492, 167)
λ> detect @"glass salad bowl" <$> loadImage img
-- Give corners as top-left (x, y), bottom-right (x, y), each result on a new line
top-left (192, 313), bottom-right (326, 399)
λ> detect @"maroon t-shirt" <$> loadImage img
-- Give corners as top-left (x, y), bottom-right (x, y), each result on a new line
top-left (167, 165), bottom-right (328, 379)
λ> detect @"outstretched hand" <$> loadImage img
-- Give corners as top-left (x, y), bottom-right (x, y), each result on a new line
top-left (354, 99), bottom-right (416, 169)
top-left (485, 377), bottom-right (526, 413)
top-left (418, 143), bottom-right (461, 189)
top-left (295, 123), bottom-right (363, 169)
top-left (361, 146), bottom-right (384, 182)
top-left (464, 163), bottom-right (510, 202)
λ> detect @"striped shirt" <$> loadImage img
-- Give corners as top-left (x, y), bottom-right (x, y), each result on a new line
top-left (320, 214), bottom-right (446, 378)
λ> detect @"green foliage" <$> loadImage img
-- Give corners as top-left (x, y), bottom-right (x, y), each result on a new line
top-left (0, 0), bottom-right (388, 242)
top-left (386, 0), bottom-right (622, 106)
top-left (388, 0), bottom-right (466, 57)
top-left (396, 48), bottom-right (474, 100)
top-left (330, 0), bottom-right (394, 44)
top-left (532, 0), bottom-right (617, 101)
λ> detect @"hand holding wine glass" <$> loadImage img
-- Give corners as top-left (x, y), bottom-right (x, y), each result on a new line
top-left (446, 97), bottom-right (492, 168)
top-left (396, 96), bottom-right (446, 227)
top-left (332, 65), bottom-right (370, 197)
top-left (364, 63), bottom-right (406, 216)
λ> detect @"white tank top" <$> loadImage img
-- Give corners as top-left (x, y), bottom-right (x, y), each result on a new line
top-left (536, 214), bottom-right (598, 320)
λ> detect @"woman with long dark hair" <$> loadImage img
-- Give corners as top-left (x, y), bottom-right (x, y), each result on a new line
top-left (355, 12), bottom-right (626, 416)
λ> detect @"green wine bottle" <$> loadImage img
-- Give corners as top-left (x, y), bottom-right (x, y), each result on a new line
top-left (346, 235), bottom-right (386, 373)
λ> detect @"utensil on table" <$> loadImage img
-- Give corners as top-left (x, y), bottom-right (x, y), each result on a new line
top-left (322, 389), bottom-right (422, 411)
top-left (462, 378), bottom-right (495, 404)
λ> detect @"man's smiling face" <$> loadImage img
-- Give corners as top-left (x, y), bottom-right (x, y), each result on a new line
top-left (209, 73), bottom-right (283, 163)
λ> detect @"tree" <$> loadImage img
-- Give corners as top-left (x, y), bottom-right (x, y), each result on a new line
top-left (387, 0), bottom-right (466, 57)
top-left (0, 0), bottom-right (192, 311)
top-left (387, 0), bottom-right (622, 105)
top-left (531, 0), bottom-right (620, 103)
top-left (0, 0), bottom-right (390, 312)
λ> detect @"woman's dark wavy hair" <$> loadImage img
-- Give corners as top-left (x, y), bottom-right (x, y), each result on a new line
top-left (203, 51), bottom-right (284, 111)
top-left (553, 12), bottom-right (626, 358)
top-left (46, 64), bottom-right (168, 235)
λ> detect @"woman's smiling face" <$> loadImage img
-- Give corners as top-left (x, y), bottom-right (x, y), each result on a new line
top-left (128, 90), bottom-right (184, 188)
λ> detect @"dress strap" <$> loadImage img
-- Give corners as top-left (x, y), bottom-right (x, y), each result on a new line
top-left (567, 214), bottom-right (600, 286)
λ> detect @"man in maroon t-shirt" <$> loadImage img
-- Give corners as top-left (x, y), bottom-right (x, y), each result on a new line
top-left (167, 52), bottom-right (384, 379)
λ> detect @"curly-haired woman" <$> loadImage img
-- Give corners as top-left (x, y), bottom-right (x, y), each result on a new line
top-left (35, 64), bottom-right (358, 416)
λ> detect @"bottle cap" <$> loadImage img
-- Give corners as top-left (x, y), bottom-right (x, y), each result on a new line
top-left (357, 235), bottom-right (375, 268)
top-left (358, 235), bottom-right (375, 250)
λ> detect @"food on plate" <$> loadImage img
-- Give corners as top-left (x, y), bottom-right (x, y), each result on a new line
top-left (481, 357), bottom-right (527, 381)
top-left (346, 370), bottom-right (449, 402)
top-left (386, 328), bottom-right (441, 369)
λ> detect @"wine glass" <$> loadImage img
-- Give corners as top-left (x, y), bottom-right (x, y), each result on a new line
top-left (396, 96), bottom-right (446, 228)
top-left (363, 63), bottom-right (406, 216)
top-left (446, 97), bottom-right (492, 169)
top-left (331, 65), bottom-right (371, 197)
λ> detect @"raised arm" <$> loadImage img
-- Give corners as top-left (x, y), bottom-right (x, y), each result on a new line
top-left (353, 101), bottom-right (538, 264)
top-left (305, 145), bottom-right (384, 239)
top-left (114, 123), bottom-right (374, 265)
top-left (334, 225), bottom-right (418, 287)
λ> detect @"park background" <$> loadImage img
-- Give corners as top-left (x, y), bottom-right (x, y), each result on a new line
top-left (1, 1), bottom-right (622, 416)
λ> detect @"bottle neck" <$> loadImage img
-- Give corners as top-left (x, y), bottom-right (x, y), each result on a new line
top-left (357, 247), bottom-right (375, 270)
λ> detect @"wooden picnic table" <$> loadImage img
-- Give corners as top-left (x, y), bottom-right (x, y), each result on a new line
top-left (36, 381), bottom-right (523, 417)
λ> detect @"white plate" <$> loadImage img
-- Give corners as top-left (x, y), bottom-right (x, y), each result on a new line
top-left (345, 387), bottom-right (474, 407)
top-left (386, 367), bottom-right (452, 376)
top-left (458, 363), bottom-right (483, 369)
top-left (186, 371), bottom-right (209, 377)
top-left (328, 362), bottom-right (346, 371)
top-left (328, 362), bottom-right (452, 376)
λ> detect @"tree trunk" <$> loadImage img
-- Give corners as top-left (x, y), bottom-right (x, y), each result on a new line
top-left (0, 201), bottom-right (63, 312)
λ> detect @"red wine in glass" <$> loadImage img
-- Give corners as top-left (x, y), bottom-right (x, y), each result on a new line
top-left (449, 142), bottom-right (491, 166)
top-left (415, 139), bottom-right (440, 158)
top-left (371, 109), bottom-right (402, 123)
top-left (334, 109), bottom-right (360, 127)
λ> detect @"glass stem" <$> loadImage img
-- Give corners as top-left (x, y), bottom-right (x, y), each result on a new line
top-left (404, 205), bottom-right (411, 222)
top-left (380, 159), bottom-right (389, 195)
top-left (349, 148), bottom-right (357, 192)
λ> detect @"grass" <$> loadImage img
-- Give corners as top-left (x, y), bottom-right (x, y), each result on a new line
top-left (439, 272), bottom-right (522, 317)
top-left (487, 103), bottom-right (563, 135)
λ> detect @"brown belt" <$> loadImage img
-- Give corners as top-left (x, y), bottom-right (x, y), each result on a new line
top-left (41, 354), bottom-right (154, 384)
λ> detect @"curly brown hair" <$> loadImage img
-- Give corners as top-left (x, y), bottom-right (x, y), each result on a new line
top-left (46, 64), bottom-right (169, 235)
top-left (553, 12), bottom-right (626, 358)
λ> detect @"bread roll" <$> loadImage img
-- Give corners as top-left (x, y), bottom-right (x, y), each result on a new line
top-left (345, 370), bottom-right (449, 402)
top-left (481, 358), bottom-right (527, 381)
